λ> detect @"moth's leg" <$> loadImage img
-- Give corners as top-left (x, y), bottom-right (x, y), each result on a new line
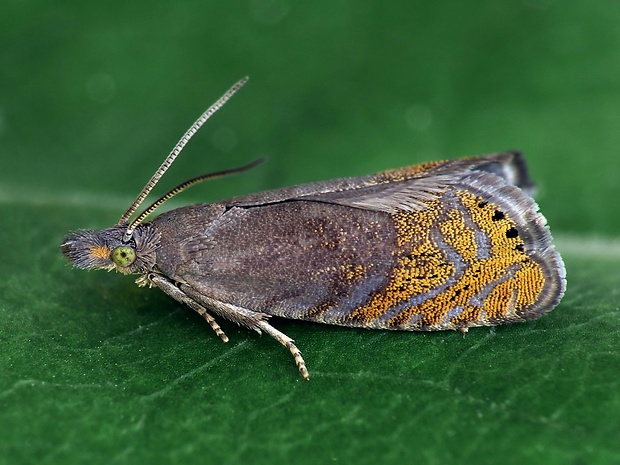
top-left (149, 274), bottom-right (229, 343)
top-left (179, 285), bottom-right (310, 380)
top-left (255, 319), bottom-right (309, 381)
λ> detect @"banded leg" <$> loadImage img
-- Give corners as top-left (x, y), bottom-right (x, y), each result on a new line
top-left (149, 274), bottom-right (229, 342)
top-left (180, 284), bottom-right (310, 380)
top-left (255, 320), bottom-right (309, 380)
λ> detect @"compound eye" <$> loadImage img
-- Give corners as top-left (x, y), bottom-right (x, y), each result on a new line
top-left (111, 246), bottom-right (136, 268)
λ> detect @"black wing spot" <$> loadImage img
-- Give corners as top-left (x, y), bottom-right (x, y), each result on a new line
top-left (492, 210), bottom-right (505, 221)
top-left (506, 227), bottom-right (519, 238)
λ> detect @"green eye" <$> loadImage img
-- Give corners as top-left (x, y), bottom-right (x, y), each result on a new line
top-left (111, 246), bottom-right (136, 268)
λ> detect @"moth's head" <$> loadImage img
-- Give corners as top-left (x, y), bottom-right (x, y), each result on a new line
top-left (60, 225), bottom-right (160, 275)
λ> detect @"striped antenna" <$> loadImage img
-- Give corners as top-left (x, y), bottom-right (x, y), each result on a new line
top-left (125, 158), bottom-right (264, 234)
top-left (119, 77), bottom-right (249, 241)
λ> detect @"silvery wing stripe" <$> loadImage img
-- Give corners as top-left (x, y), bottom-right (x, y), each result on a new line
top-left (375, 226), bottom-right (469, 327)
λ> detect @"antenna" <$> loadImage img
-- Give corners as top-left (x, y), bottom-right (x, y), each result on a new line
top-left (118, 77), bottom-right (249, 241)
top-left (125, 158), bottom-right (264, 234)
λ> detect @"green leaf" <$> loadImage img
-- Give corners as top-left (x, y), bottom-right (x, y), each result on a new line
top-left (2, 1), bottom-right (620, 464)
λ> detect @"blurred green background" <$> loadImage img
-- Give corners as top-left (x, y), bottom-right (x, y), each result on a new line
top-left (1, 1), bottom-right (619, 464)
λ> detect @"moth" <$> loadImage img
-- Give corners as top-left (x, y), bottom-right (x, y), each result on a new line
top-left (61, 78), bottom-right (566, 379)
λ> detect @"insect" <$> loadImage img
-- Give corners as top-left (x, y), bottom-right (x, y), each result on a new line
top-left (61, 78), bottom-right (566, 380)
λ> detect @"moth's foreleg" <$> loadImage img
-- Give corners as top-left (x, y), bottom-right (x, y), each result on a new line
top-left (149, 274), bottom-right (229, 342)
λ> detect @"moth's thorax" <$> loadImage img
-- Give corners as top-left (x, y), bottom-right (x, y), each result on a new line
top-left (60, 223), bottom-right (161, 275)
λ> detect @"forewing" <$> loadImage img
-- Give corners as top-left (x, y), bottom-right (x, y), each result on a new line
top-left (159, 151), bottom-right (564, 333)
